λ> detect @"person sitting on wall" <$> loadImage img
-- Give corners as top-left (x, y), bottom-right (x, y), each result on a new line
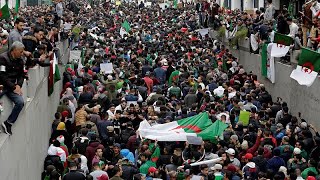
top-left (0, 41), bottom-right (26, 135)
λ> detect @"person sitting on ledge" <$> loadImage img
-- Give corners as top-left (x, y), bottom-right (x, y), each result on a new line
top-left (0, 41), bottom-right (26, 135)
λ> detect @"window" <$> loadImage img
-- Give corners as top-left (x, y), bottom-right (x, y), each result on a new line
top-left (254, 0), bottom-right (259, 8)
top-left (224, 0), bottom-right (231, 9)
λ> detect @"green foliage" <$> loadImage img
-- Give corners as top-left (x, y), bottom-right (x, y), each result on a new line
top-left (217, 26), bottom-right (226, 38)
top-left (230, 27), bottom-right (248, 47)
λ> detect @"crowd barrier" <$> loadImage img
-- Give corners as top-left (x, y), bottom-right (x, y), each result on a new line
top-left (0, 40), bottom-right (69, 179)
top-left (209, 30), bottom-right (320, 129)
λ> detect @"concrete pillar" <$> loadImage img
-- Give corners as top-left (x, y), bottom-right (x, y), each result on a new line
top-left (259, 0), bottom-right (264, 8)
top-left (244, 0), bottom-right (254, 10)
top-left (231, 0), bottom-right (241, 9)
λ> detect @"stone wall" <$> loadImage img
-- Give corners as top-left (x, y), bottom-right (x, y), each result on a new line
top-left (210, 30), bottom-right (320, 129)
top-left (0, 40), bottom-right (70, 180)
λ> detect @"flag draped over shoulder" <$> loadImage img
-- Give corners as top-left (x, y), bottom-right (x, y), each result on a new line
top-left (290, 48), bottom-right (320, 87)
top-left (48, 54), bottom-right (61, 96)
top-left (168, 70), bottom-right (180, 86)
top-left (271, 33), bottom-right (293, 57)
top-left (138, 113), bottom-right (225, 144)
top-left (0, 3), bottom-right (10, 20)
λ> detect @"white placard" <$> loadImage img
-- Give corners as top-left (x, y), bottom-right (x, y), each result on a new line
top-left (191, 175), bottom-right (203, 180)
top-left (100, 63), bottom-right (113, 74)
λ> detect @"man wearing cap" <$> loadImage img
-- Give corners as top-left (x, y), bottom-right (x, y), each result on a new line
top-left (226, 148), bottom-right (241, 167)
top-left (242, 153), bottom-right (258, 180)
top-left (111, 143), bottom-right (123, 166)
top-left (209, 164), bottom-right (223, 180)
top-left (146, 167), bottom-right (157, 180)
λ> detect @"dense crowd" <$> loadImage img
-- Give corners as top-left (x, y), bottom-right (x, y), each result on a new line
top-left (0, 0), bottom-right (320, 180)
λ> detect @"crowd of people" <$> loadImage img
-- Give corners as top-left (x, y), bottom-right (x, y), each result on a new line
top-left (0, 0), bottom-right (320, 180)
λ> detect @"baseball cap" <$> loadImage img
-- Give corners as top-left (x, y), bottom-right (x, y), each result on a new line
top-left (148, 167), bottom-right (157, 173)
top-left (226, 148), bottom-right (235, 155)
top-left (242, 153), bottom-right (253, 160)
top-left (210, 164), bottom-right (222, 171)
top-left (293, 148), bottom-right (301, 155)
top-left (306, 176), bottom-right (316, 180)
top-left (107, 126), bottom-right (114, 132)
top-left (114, 143), bottom-right (121, 148)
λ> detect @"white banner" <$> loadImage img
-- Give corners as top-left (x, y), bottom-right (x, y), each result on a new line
top-left (100, 63), bottom-right (113, 74)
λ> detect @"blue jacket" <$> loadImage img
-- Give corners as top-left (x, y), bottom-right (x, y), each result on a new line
top-left (267, 156), bottom-right (285, 173)
top-left (154, 67), bottom-right (166, 84)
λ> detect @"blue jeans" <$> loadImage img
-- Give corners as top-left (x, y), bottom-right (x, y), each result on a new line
top-left (0, 90), bottom-right (24, 124)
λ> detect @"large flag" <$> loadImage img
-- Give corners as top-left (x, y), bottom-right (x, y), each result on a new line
top-left (48, 54), bottom-right (61, 96)
top-left (121, 20), bottom-right (131, 32)
top-left (0, 3), bottom-right (10, 19)
top-left (290, 48), bottom-right (320, 87)
top-left (261, 43), bottom-right (275, 83)
top-left (138, 113), bottom-right (212, 144)
top-left (271, 33), bottom-right (293, 57)
top-left (197, 120), bottom-right (228, 143)
top-left (168, 70), bottom-right (180, 86)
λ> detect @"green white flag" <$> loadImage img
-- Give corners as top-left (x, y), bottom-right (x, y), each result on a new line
top-left (290, 48), bottom-right (320, 87)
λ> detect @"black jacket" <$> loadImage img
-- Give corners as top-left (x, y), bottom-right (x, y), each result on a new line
top-left (0, 52), bottom-right (25, 91)
top-left (62, 170), bottom-right (86, 180)
top-left (22, 34), bottom-right (39, 53)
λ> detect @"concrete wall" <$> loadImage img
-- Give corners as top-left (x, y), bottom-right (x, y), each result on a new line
top-left (0, 40), bottom-right (70, 180)
top-left (210, 30), bottom-right (320, 129)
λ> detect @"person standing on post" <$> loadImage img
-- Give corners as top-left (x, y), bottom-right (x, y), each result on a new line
top-left (0, 41), bottom-right (26, 135)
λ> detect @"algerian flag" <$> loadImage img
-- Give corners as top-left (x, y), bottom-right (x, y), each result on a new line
top-left (0, 3), bottom-right (10, 20)
top-left (138, 113), bottom-right (212, 144)
top-left (48, 54), bottom-right (61, 96)
top-left (261, 43), bottom-right (275, 83)
top-left (290, 48), bottom-right (320, 87)
top-left (197, 120), bottom-right (228, 143)
top-left (121, 20), bottom-right (131, 32)
top-left (271, 33), bottom-right (293, 57)
top-left (168, 70), bottom-right (180, 86)
top-left (119, 27), bottom-right (127, 38)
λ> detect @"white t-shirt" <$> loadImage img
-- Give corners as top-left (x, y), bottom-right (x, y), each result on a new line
top-left (214, 86), bottom-right (225, 97)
